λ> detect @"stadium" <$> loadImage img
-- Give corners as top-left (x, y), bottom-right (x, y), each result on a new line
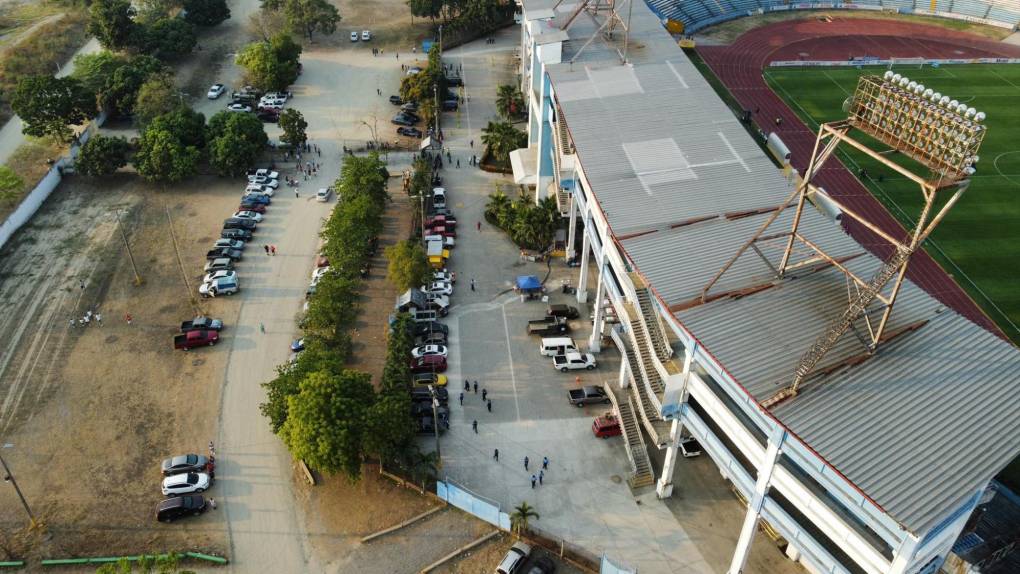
top-left (513, 0), bottom-right (1020, 573)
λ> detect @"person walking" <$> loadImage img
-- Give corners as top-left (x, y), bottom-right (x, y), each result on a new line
top-left (79, 279), bottom-right (86, 291)
top-left (470, 139), bottom-right (474, 148)
top-left (482, 388), bottom-right (488, 401)
top-left (472, 420), bottom-right (478, 433)
top-left (487, 400), bottom-right (492, 413)
top-left (473, 381), bottom-right (478, 393)
top-left (531, 474), bottom-right (537, 489)
top-left (95, 313), bottom-right (102, 326)
top-left (209, 498), bottom-right (217, 510)
top-left (493, 448), bottom-right (499, 461)
top-left (264, 244), bottom-right (270, 255)
top-left (524, 456), bottom-right (529, 471)
top-left (270, 245), bottom-right (277, 256)
top-left (459, 391), bottom-right (464, 405)
top-left (542, 456), bottom-right (549, 470)
top-left (456, 158), bottom-right (460, 168)
top-left (470, 278), bottom-right (476, 291)
top-left (476, 221), bottom-right (481, 232)
top-left (464, 380), bottom-right (470, 391)
top-left (295, 189), bottom-right (299, 198)
top-left (539, 470), bottom-right (544, 485)
top-left (259, 322), bottom-right (266, 334)
top-left (125, 313), bottom-right (133, 325)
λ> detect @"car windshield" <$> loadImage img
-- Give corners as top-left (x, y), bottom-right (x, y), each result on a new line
top-left (187, 474), bottom-right (199, 485)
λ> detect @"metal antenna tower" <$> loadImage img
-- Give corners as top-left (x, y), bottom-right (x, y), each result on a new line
top-left (554, 0), bottom-right (635, 64)
top-left (701, 73), bottom-right (986, 408)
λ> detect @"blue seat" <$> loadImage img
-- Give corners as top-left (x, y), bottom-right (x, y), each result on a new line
top-left (986, 6), bottom-right (1020, 25)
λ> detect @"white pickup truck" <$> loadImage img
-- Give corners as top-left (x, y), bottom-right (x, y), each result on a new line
top-left (552, 352), bottom-right (597, 372)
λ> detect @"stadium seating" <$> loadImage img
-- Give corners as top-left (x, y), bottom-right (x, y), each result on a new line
top-left (644, 0), bottom-right (1020, 33)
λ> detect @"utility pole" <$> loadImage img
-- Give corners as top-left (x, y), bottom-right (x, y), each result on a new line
top-left (429, 385), bottom-right (442, 468)
top-left (0, 450), bottom-right (38, 528)
top-left (116, 209), bottom-right (142, 285)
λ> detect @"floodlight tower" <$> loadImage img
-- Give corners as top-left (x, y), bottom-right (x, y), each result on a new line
top-left (702, 72), bottom-right (987, 408)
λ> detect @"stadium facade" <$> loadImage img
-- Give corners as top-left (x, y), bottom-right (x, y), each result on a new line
top-left (514, 1), bottom-right (1020, 573)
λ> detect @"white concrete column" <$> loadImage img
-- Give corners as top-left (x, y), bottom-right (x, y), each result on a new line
top-left (588, 267), bottom-right (606, 352)
top-left (576, 231), bottom-right (590, 302)
top-left (656, 419), bottom-right (682, 498)
top-left (728, 434), bottom-right (785, 574)
top-left (566, 194), bottom-right (578, 261)
top-left (617, 354), bottom-right (629, 389)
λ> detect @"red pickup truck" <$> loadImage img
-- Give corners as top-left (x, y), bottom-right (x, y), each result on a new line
top-left (173, 330), bottom-right (219, 350)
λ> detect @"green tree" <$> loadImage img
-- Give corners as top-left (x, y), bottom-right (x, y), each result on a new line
top-left (261, 341), bottom-right (344, 432)
top-left (11, 76), bottom-right (97, 142)
top-left (0, 166), bottom-right (24, 203)
top-left (480, 120), bottom-right (526, 168)
top-left (134, 73), bottom-right (180, 126)
top-left (509, 501), bottom-right (539, 536)
top-left (484, 190), bottom-right (511, 226)
top-left (183, 0), bottom-right (231, 26)
top-left (133, 126), bottom-right (200, 183)
top-left (264, 0), bottom-right (341, 40)
top-left (149, 107), bottom-right (207, 149)
top-left (364, 391), bottom-right (414, 462)
top-left (278, 108), bottom-right (307, 147)
top-left (280, 369), bottom-right (375, 479)
top-left (88, 0), bottom-right (140, 51)
top-left (72, 51), bottom-right (128, 95)
top-left (385, 240), bottom-right (430, 291)
top-left (495, 84), bottom-right (524, 119)
top-left (236, 38), bottom-right (300, 92)
top-left (143, 18), bottom-right (198, 61)
top-left (270, 32), bottom-right (303, 65)
top-left (100, 55), bottom-right (167, 117)
top-left (406, 0), bottom-right (441, 24)
top-left (76, 135), bottom-right (131, 176)
top-left (303, 271), bottom-right (360, 349)
top-left (206, 111), bottom-right (267, 176)
top-left (137, 0), bottom-right (178, 24)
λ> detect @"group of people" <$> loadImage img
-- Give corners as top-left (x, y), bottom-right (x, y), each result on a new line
top-left (70, 309), bottom-right (102, 328)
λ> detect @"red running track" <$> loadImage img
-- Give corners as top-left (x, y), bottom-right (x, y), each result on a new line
top-left (698, 18), bottom-right (1020, 337)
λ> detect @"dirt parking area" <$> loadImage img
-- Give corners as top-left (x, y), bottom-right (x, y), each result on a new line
top-left (0, 172), bottom-right (261, 563)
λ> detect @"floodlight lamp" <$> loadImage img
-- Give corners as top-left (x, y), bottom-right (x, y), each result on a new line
top-left (892, 73), bottom-right (903, 83)
top-left (949, 99), bottom-right (959, 109)
top-left (908, 81), bottom-right (918, 91)
top-left (923, 88), bottom-right (934, 98)
top-left (931, 92), bottom-right (942, 102)
top-left (956, 103), bottom-right (968, 114)
top-left (975, 111), bottom-right (986, 122)
top-left (884, 70), bottom-right (895, 80)
top-left (940, 96), bottom-right (951, 106)
top-left (916, 84), bottom-right (925, 94)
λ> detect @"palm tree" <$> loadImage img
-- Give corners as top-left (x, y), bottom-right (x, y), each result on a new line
top-left (496, 85), bottom-right (523, 119)
top-left (481, 121), bottom-right (527, 168)
top-left (510, 501), bottom-right (539, 537)
top-left (485, 191), bottom-right (511, 226)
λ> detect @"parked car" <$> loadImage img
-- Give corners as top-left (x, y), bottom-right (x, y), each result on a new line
top-left (412, 321), bottom-right (448, 337)
top-left (312, 266), bottom-right (331, 280)
top-left (397, 126), bottom-right (423, 137)
top-left (410, 355), bottom-right (447, 373)
top-left (592, 414), bottom-right (622, 438)
top-left (199, 276), bottom-right (239, 298)
top-left (220, 228), bottom-right (253, 241)
top-left (553, 352), bottom-right (597, 372)
top-left (257, 109), bottom-right (280, 123)
top-left (237, 202), bottom-right (266, 214)
top-left (161, 472), bottom-right (212, 496)
top-left (411, 372), bottom-right (448, 387)
top-left (316, 187), bottom-right (333, 202)
top-left (391, 114), bottom-right (417, 126)
top-left (425, 214), bottom-right (457, 228)
top-left (415, 332), bottom-right (447, 346)
top-left (207, 84), bottom-right (225, 99)
top-left (227, 103), bottom-right (251, 113)
top-left (251, 169), bottom-right (279, 180)
top-left (173, 330), bottom-right (219, 350)
top-left (232, 210), bottom-right (263, 223)
top-left (156, 495), bottom-right (207, 522)
top-left (410, 385), bottom-right (448, 403)
top-left (350, 31), bottom-right (359, 42)
top-left (421, 281), bottom-right (453, 296)
top-left (259, 96), bottom-right (286, 107)
top-left (241, 192), bottom-right (271, 205)
top-left (527, 316), bottom-right (569, 335)
top-left (247, 175), bottom-right (279, 188)
top-left (259, 101), bottom-right (284, 111)
top-left (446, 75), bottom-right (464, 87)
top-left (205, 247), bottom-right (242, 261)
top-left (291, 338), bottom-right (305, 352)
top-left (203, 269), bottom-right (238, 285)
top-left (214, 238), bottom-right (245, 250)
top-left (406, 66), bottom-right (422, 75)
top-left (204, 257), bottom-right (234, 273)
top-left (411, 344), bottom-right (448, 359)
top-left (245, 184), bottom-right (275, 196)
top-left (161, 453), bottom-right (211, 476)
top-left (525, 556), bottom-right (556, 574)
top-left (389, 95), bottom-right (404, 105)
top-left (361, 30), bottom-right (371, 40)
top-left (412, 402), bottom-right (450, 420)
top-left (547, 304), bottom-right (579, 319)
top-left (433, 270), bottom-right (455, 283)
top-left (223, 217), bottom-right (256, 230)
top-left (264, 91), bottom-right (291, 101)
top-left (567, 385), bottom-right (610, 407)
top-left (680, 437), bottom-right (702, 458)
top-left (441, 99), bottom-right (459, 111)
top-left (180, 317), bottom-right (223, 333)
top-left (496, 542), bottom-right (532, 574)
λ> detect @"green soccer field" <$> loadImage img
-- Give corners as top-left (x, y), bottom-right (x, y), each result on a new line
top-left (764, 64), bottom-right (1020, 343)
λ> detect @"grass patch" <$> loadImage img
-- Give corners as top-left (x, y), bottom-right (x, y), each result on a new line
top-left (762, 63), bottom-right (1020, 343)
top-left (695, 10), bottom-right (1013, 44)
top-left (0, 137), bottom-right (65, 221)
top-left (0, 7), bottom-right (88, 124)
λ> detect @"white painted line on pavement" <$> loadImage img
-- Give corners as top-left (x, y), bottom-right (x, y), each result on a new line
top-left (501, 300), bottom-right (522, 422)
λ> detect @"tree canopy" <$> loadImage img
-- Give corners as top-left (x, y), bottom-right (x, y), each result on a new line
top-left (481, 120), bottom-right (526, 168)
top-left (133, 126), bottom-right (200, 183)
top-left (183, 0), bottom-right (231, 26)
top-left (100, 55), bottom-right (168, 118)
top-left (149, 107), bottom-right (207, 149)
top-left (142, 18), bottom-right (198, 61)
top-left (263, 0), bottom-right (341, 40)
top-left (206, 111), bottom-right (268, 176)
top-left (236, 34), bottom-right (302, 92)
top-left (385, 240), bottom-right (430, 292)
top-left (88, 0), bottom-right (140, 51)
top-left (278, 108), bottom-right (307, 147)
top-left (133, 73), bottom-right (180, 127)
top-left (76, 135), bottom-right (131, 177)
top-left (72, 51), bottom-right (129, 95)
top-left (11, 76), bottom-right (97, 142)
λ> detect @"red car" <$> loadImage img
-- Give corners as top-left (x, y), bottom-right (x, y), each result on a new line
top-left (425, 215), bottom-right (457, 229)
top-left (410, 355), bottom-right (447, 373)
top-left (238, 203), bottom-right (267, 214)
top-left (428, 225), bottom-right (457, 239)
top-left (592, 414), bottom-right (621, 438)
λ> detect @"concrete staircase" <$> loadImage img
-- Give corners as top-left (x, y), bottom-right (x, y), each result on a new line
top-left (635, 286), bottom-right (672, 362)
top-left (605, 384), bottom-right (655, 489)
top-left (622, 342), bottom-right (672, 448)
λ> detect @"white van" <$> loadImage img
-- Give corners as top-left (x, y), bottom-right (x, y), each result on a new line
top-left (432, 187), bottom-right (446, 209)
top-left (540, 337), bottom-right (577, 357)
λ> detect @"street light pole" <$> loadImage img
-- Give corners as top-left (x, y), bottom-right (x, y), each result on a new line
top-left (0, 450), bottom-right (38, 528)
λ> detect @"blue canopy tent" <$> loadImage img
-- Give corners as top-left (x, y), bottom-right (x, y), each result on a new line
top-left (516, 275), bottom-right (542, 293)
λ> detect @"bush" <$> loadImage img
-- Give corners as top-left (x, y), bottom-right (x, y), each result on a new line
top-left (485, 192), bottom-right (560, 251)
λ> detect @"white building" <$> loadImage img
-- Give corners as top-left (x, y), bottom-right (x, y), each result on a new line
top-left (513, 1), bottom-right (1020, 573)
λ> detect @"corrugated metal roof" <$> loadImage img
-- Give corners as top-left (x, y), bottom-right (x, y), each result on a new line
top-left (533, 0), bottom-right (1020, 535)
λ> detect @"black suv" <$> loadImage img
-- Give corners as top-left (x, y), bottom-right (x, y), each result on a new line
top-left (413, 321), bottom-right (449, 337)
top-left (221, 228), bottom-right (253, 241)
top-left (410, 386), bottom-right (448, 404)
top-left (223, 217), bottom-right (256, 230)
top-left (156, 495), bottom-right (207, 522)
